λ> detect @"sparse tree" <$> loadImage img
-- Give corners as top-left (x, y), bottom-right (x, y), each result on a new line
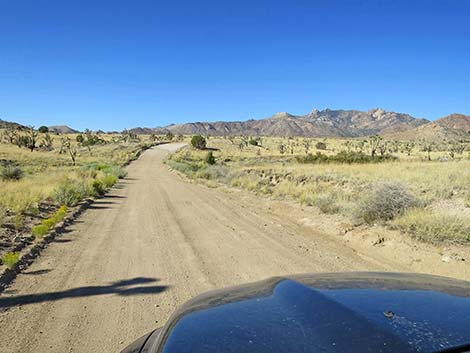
top-left (76, 134), bottom-right (84, 144)
top-left (191, 135), bottom-right (206, 150)
top-left (38, 126), bottom-right (49, 133)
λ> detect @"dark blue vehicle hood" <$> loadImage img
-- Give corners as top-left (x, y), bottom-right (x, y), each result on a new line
top-left (123, 272), bottom-right (470, 353)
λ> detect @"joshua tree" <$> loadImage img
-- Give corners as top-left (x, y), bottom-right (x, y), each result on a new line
top-left (403, 142), bottom-right (414, 156)
top-left (59, 137), bottom-right (69, 154)
top-left (302, 139), bottom-right (311, 154)
top-left (64, 138), bottom-right (77, 165)
top-left (367, 135), bottom-right (382, 158)
top-left (2, 127), bottom-right (18, 144)
top-left (26, 126), bottom-right (38, 152)
top-left (421, 142), bottom-right (433, 161)
top-left (39, 133), bottom-right (54, 150)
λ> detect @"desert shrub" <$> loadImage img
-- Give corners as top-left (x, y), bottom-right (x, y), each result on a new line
top-left (195, 165), bottom-right (230, 181)
top-left (249, 138), bottom-right (259, 146)
top-left (204, 151), bottom-right (216, 165)
top-left (107, 166), bottom-right (127, 179)
top-left (36, 206), bottom-right (68, 235)
top-left (38, 126), bottom-right (49, 133)
top-left (297, 151), bottom-right (397, 164)
top-left (167, 160), bottom-right (204, 175)
top-left (76, 134), bottom-right (84, 143)
top-left (41, 217), bottom-right (56, 229)
top-left (0, 165), bottom-right (24, 181)
top-left (53, 181), bottom-right (89, 206)
top-left (191, 135), bottom-right (206, 150)
top-left (393, 208), bottom-right (470, 244)
top-left (355, 182), bottom-right (417, 223)
top-left (1, 252), bottom-right (20, 269)
top-left (101, 174), bottom-right (118, 188)
top-left (300, 193), bottom-right (340, 214)
top-left (315, 141), bottom-right (327, 150)
top-left (32, 224), bottom-right (49, 238)
top-left (91, 179), bottom-right (106, 196)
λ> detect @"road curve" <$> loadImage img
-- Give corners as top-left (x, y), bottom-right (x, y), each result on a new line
top-left (0, 144), bottom-right (402, 353)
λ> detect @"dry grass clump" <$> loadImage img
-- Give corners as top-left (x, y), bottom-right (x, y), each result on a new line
top-left (393, 208), bottom-right (470, 244)
top-left (300, 192), bottom-right (341, 214)
top-left (0, 164), bottom-right (23, 180)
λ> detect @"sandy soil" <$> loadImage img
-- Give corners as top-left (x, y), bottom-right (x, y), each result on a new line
top-left (0, 144), bottom-right (468, 353)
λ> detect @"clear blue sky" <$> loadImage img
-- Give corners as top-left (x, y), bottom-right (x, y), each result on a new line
top-left (1, 0), bottom-right (469, 131)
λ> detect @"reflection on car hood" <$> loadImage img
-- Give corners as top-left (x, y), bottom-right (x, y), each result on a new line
top-left (145, 272), bottom-right (470, 353)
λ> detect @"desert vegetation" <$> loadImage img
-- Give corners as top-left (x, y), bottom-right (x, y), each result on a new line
top-left (168, 134), bottom-right (470, 245)
top-left (0, 126), bottom-right (167, 265)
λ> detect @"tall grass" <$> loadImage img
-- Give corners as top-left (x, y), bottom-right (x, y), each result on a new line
top-left (393, 208), bottom-right (470, 244)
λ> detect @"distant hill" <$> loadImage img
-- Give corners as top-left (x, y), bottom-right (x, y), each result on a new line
top-left (390, 113), bottom-right (470, 142)
top-left (48, 125), bottom-right (79, 134)
top-left (0, 119), bottom-right (26, 130)
top-left (129, 108), bottom-right (429, 138)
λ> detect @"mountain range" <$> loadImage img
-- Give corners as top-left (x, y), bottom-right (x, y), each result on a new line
top-left (2, 109), bottom-right (470, 140)
top-left (130, 108), bottom-right (430, 137)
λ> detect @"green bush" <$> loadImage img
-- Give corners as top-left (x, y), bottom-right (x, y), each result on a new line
top-left (55, 205), bottom-right (68, 220)
top-left (315, 141), bottom-right (327, 150)
top-left (33, 206), bottom-right (68, 238)
top-left (191, 135), bottom-right (206, 150)
top-left (0, 165), bottom-right (24, 181)
top-left (355, 182), bottom-right (417, 223)
top-left (41, 217), bottom-right (56, 229)
top-left (53, 181), bottom-right (88, 206)
top-left (92, 179), bottom-right (106, 196)
top-left (297, 151), bottom-right (397, 164)
top-left (249, 138), bottom-right (259, 146)
top-left (1, 252), bottom-right (20, 269)
top-left (101, 174), bottom-right (118, 188)
top-left (167, 160), bottom-right (204, 175)
top-left (204, 151), bottom-right (216, 165)
top-left (32, 224), bottom-right (49, 238)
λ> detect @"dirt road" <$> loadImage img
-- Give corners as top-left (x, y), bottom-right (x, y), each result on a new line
top-left (0, 144), bottom-right (416, 352)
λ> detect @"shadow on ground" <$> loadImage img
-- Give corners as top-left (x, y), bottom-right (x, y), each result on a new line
top-left (0, 277), bottom-right (168, 309)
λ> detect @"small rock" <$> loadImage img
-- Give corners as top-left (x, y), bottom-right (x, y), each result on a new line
top-left (441, 255), bottom-right (451, 263)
